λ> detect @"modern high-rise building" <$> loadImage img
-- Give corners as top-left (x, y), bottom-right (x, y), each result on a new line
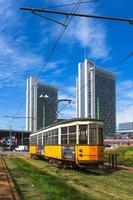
top-left (76, 59), bottom-right (116, 137)
top-left (26, 77), bottom-right (58, 132)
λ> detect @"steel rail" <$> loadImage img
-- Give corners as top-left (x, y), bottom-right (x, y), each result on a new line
top-left (0, 155), bottom-right (20, 200)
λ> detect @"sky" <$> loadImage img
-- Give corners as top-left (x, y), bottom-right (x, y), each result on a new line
top-left (0, 0), bottom-right (133, 130)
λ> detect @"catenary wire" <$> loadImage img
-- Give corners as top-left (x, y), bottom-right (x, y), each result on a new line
top-left (57, 52), bottom-right (133, 114)
top-left (107, 52), bottom-right (133, 71)
top-left (10, 3), bottom-right (133, 126)
top-left (20, 7), bottom-right (133, 24)
top-left (10, 51), bottom-right (133, 125)
top-left (17, 2), bottom-right (133, 123)
top-left (10, 0), bottom-right (84, 127)
top-left (32, 11), bottom-right (66, 26)
top-left (43, 0), bottom-right (100, 9)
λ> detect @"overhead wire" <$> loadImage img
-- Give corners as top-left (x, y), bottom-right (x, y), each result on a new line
top-left (3, 51), bottom-right (133, 125)
top-left (20, 7), bottom-right (133, 24)
top-left (10, 1), bottom-right (133, 127)
top-left (10, 51), bottom-right (133, 125)
top-left (11, 0), bottom-right (84, 127)
top-left (31, 11), bottom-right (66, 26)
top-left (107, 52), bottom-right (133, 71)
top-left (57, 52), bottom-right (133, 114)
top-left (44, 0), bottom-right (100, 9)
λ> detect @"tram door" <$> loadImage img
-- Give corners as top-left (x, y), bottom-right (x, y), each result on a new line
top-left (77, 125), bottom-right (89, 161)
top-left (77, 124), bottom-right (99, 161)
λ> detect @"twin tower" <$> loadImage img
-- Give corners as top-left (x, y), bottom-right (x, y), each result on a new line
top-left (26, 59), bottom-right (116, 137)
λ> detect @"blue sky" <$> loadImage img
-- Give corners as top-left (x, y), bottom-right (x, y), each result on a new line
top-left (0, 0), bottom-right (133, 130)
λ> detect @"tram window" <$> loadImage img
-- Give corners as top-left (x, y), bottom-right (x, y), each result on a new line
top-left (46, 132), bottom-right (49, 145)
top-left (43, 129), bottom-right (58, 145)
top-left (89, 123), bottom-right (97, 145)
top-left (45, 132), bottom-right (48, 144)
top-left (98, 126), bottom-right (103, 145)
top-left (30, 135), bottom-right (37, 145)
top-left (69, 126), bottom-right (76, 144)
top-left (38, 134), bottom-right (42, 146)
top-left (79, 125), bottom-right (88, 144)
top-left (61, 127), bottom-right (67, 144)
top-left (47, 131), bottom-right (51, 144)
top-left (49, 130), bottom-right (54, 145)
top-left (43, 132), bottom-right (47, 145)
top-left (53, 129), bottom-right (58, 145)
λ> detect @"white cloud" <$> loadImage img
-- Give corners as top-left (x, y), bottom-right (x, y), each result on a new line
top-left (116, 80), bottom-right (133, 124)
top-left (64, 17), bottom-right (110, 60)
top-left (0, 2), bottom-right (68, 88)
top-left (46, 0), bottom-right (109, 60)
top-left (0, 0), bottom-right (110, 128)
top-left (39, 0), bottom-right (110, 60)
top-left (117, 105), bottom-right (133, 124)
top-left (0, 35), bottom-right (44, 87)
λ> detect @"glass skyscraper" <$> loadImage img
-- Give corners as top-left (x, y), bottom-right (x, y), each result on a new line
top-left (76, 59), bottom-right (116, 137)
top-left (26, 77), bottom-right (58, 132)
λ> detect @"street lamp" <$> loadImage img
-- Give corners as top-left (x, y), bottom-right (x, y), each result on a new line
top-left (39, 94), bottom-right (49, 128)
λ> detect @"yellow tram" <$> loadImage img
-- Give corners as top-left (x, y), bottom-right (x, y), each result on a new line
top-left (30, 118), bottom-right (104, 167)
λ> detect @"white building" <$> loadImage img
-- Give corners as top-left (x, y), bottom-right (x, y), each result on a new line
top-left (76, 59), bottom-right (116, 136)
top-left (26, 77), bottom-right (58, 132)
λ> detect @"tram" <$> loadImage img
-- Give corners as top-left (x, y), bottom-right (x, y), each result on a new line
top-left (30, 118), bottom-right (104, 167)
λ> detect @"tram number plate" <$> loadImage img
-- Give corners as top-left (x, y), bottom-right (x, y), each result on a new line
top-left (62, 146), bottom-right (75, 159)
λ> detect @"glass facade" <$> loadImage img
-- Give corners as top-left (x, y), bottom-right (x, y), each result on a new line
top-left (37, 83), bottom-right (58, 130)
top-left (26, 77), bottom-right (58, 132)
top-left (77, 60), bottom-right (116, 137)
top-left (95, 68), bottom-right (116, 136)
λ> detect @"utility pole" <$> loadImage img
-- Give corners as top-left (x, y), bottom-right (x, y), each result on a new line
top-left (22, 127), bottom-right (24, 146)
top-left (9, 125), bottom-right (12, 151)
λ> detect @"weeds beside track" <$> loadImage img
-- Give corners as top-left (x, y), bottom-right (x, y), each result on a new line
top-left (0, 155), bottom-right (20, 200)
top-left (5, 156), bottom-right (133, 200)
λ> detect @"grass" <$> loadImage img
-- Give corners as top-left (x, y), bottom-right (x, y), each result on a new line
top-left (104, 146), bottom-right (133, 167)
top-left (5, 156), bottom-right (133, 200)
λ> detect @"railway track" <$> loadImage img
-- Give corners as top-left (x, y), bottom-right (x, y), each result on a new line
top-left (0, 155), bottom-right (21, 200)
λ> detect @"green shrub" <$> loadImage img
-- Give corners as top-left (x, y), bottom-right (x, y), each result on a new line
top-left (104, 145), bottom-right (133, 167)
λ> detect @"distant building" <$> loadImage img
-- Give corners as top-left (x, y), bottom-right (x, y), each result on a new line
top-left (117, 122), bottom-right (133, 138)
top-left (0, 129), bottom-right (30, 147)
top-left (76, 59), bottom-right (116, 137)
top-left (26, 77), bottom-right (58, 132)
top-left (104, 138), bottom-right (133, 146)
top-left (118, 122), bottom-right (133, 130)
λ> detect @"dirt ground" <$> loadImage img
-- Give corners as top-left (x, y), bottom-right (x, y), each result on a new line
top-left (0, 155), bottom-right (20, 200)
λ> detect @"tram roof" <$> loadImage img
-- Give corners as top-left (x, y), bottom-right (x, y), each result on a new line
top-left (33, 118), bottom-right (103, 133)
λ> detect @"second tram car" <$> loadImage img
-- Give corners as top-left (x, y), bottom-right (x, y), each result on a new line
top-left (30, 118), bottom-right (104, 167)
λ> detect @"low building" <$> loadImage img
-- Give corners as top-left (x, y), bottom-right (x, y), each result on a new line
top-left (117, 122), bottom-right (133, 138)
top-left (104, 138), bottom-right (133, 147)
top-left (0, 129), bottom-right (31, 149)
